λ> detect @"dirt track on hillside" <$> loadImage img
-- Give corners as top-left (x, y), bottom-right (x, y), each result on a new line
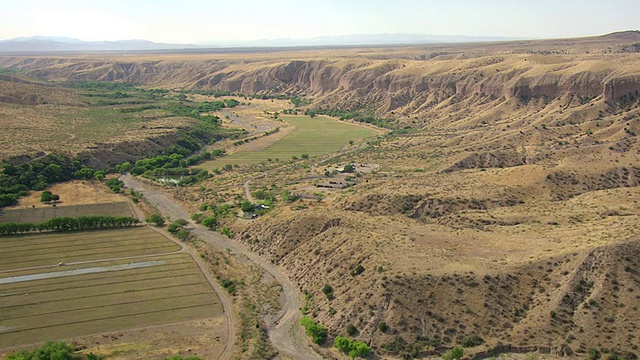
top-left (120, 174), bottom-right (322, 360)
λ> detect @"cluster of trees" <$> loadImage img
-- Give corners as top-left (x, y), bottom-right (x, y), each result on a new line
top-left (304, 108), bottom-right (396, 129)
top-left (74, 167), bottom-right (105, 180)
top-left (164, 99), bottom-right (239, 119)
top-left (290, 96), bottom-right (311, 107)
top-left (105, 178), bottom-right (124, 193)
top-left (0, 153), bottom-right (97, 207)
top-left (333, 336), bottom-right (371, 359)
top-left (167, 218), bottom-right (191, 241)
top-left (192, 203), bottom-right (236, 231)
top-left (40, 190), bottom-right (60, 203)
top-left (5, 341), bottom-right (75, 360)
top-left (300, 316), bottom-right (327, 345)
top-left (146, 213), bottom-right (165, 226)
top-left (0, 216), bottom-right (139, 235)
top-left (232, 127), bottom-right (280, 146)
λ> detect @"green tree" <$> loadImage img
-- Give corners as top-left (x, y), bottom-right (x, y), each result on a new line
top-left (300, 316), bottom-right (327, 345)
top-left (202, 215), bottom-right (217, 230)
top-left (343, 164), bottom-right (355, 173)
top-left (40, 191), bottom-right (59, 203)
top-left (94, 170), bottom-right (106, 181)
top-left (146, 213), bottom-right (165, 226)
top-left (74, 167), bottom-right (95, 179)
top-left (241, 200), bottom-right (254, 212)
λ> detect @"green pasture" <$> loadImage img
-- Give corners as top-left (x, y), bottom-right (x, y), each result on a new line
top-left (197, 115), bottom-right (379, 169)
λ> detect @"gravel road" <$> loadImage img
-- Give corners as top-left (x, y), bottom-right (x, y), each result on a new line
top-left (120, 174), bottom-right (323, 360)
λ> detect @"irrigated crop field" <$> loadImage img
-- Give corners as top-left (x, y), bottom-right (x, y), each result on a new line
top-left (0, 202), bottom-right (133, 224)
top-left (0, 227), bottom-right (223, 349)
top-left (198, 115), bottom-right (380, 169)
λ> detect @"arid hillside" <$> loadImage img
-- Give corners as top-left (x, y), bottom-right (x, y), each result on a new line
top-left (1, 32), bottom-right (640, 118)
top-left (2, 32), bottom-right (640, 359)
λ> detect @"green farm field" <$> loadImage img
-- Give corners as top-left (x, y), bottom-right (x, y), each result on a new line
top-left (0, 202), bottom-right (134, 224)
top-left (197, 115), bottom-right (379, 169)
top-left (0, 227), bottom-right (222, 349)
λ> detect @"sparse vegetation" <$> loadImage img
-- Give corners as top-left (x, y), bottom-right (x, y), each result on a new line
top-left (5, 341), bottom-right (74, 360)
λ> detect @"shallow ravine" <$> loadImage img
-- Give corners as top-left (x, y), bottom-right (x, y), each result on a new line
top-left (120, 174), bottom-right (323, 360)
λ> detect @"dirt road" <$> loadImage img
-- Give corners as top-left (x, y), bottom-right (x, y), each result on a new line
top-left (120, 174), bottom-right (323, 360)
top-left (243, 179), bottom-right (255, 203)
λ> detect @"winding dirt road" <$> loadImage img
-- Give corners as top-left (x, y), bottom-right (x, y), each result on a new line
top-left (120, 174), bottom-right (323, 360)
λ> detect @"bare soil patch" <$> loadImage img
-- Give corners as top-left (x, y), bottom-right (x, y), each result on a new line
top-left (7, 180), bottom-right (126, 209)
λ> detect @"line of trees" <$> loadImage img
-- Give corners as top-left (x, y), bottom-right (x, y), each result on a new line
top-left (0, 215), bottom-right (139, 235)
top-left (304, 108), bottom-right (396, 129)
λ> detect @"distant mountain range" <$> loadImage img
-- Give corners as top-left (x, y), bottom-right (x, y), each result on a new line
top-left (200, 33), bottom-right (521, 48)
top-left (0, 34), bottom-right (524, 53)
top-left (0, 36), bottom-right (197, 53)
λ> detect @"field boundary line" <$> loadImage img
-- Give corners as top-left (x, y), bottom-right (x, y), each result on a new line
top-left (0, 247), bottom-right (184, 274)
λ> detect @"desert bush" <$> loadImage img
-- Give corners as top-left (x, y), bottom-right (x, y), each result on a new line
top-left (322, 284), bottom-right (334, 300)
top-left (378, 320), bottom-right (389, 333)
top-left (346, 324), bottom-right (358, 336)
top-left (461, 335), bottom-right (484, 347)
top-left (443, 347), bottom-right (464, 360)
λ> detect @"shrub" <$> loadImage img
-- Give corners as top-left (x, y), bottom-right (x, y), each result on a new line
top-left (175, 229), bottom-right (190, 241)
top-left (443, 347), bottom-right (464, 360)
top-left (220, 279), bottom-right (236, 294)
top-left (350, 264), bottom-right (365, 276)
top-left (167, 223), bottom-right (179, 233)
top-left (221, 226), bottom-right (234, 238)
top-left (191, 212), bottom-right (204, 223)
top-left (346, 324), bottom-right (358, 336)
top-left (588, 349), bottom-right (601, 360)
top-left (322, 284), bottom-right (334, 300)
top-left (378, 320), bottom-right (389, 333)
top-left (461, 335), bottom-right (484, 347)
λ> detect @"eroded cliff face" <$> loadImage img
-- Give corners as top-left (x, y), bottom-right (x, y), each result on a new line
top-left (2, 51), bottom-right (639, 115)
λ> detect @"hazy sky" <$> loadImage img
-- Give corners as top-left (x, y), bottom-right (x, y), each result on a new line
top-left (1, 0), bottom-right (638, 43)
